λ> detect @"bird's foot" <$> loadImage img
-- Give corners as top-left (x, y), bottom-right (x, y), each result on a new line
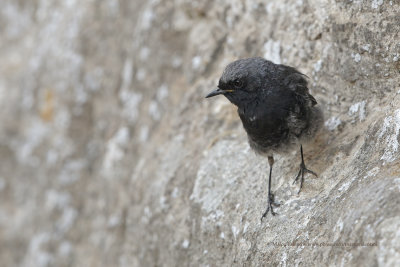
top-left (261, 193), bottom-right (280, 220)
top-left (293, 162), bottom-right (318, 194)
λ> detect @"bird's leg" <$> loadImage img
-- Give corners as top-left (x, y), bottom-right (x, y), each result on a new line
top-left (293, 145), bottom-right (318, 194)
top-left (261, 156), bottom-right (280, 220)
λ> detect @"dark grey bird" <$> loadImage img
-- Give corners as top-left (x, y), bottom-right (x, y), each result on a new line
top-left (206, 57), bottom-right (323, 219)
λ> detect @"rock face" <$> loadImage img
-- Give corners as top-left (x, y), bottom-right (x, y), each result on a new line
top-left (0, 0), bottom-right (399, 266)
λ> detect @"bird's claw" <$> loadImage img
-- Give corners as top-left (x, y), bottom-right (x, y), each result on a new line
top-left (293, 162), bottom-right (318, 194)
top-left (261, 193), bottom-right (280, 220)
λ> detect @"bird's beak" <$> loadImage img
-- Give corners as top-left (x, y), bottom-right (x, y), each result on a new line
top-left (205, 88), bottom-right (233, 98)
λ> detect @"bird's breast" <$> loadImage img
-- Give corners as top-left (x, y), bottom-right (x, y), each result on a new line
top-left (238, 107), bottom-right (289, 142)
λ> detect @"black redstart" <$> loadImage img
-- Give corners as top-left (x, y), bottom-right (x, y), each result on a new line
top-left (206, 57), bottom-right (323, 219)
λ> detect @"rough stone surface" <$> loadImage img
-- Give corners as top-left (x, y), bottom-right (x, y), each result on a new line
top-left (1, 0), bottom-right (399, 266)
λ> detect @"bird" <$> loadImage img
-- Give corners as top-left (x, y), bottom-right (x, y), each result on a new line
top-left (205, 57), bottom-right (323, 219)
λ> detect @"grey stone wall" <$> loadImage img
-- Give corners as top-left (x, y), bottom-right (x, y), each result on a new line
top-left (0, 0), bottom-right (399, 266)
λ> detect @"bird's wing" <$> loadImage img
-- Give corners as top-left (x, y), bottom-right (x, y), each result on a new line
top-left (278, 64), bottom-right (317, 106)
top-left (275, 64), bottom-right (319, 136)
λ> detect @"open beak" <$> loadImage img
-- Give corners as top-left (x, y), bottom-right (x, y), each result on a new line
top-left (205, 88), bottom-right (233, 98)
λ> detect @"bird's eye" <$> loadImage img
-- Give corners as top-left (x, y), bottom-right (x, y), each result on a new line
top-left (233, 79), bottom-right (243, 88)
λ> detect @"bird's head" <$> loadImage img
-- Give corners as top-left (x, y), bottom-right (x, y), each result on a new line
top-left (206, 57), bottom-right (271, 107)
